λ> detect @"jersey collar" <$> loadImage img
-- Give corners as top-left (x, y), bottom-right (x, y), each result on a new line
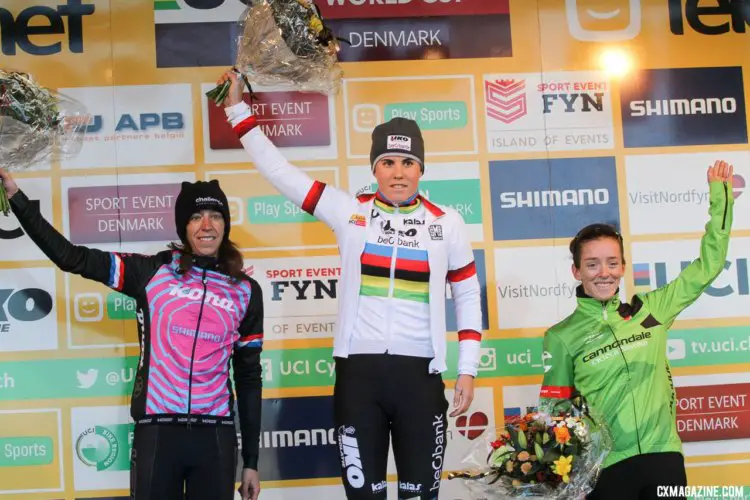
top-left (575, 285), bottom-right (622, 316)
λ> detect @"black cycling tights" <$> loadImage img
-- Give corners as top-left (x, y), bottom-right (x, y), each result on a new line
top-left (334, 354), bottom-right (449, 500)
top-left (129, 424), bottom-right (237, 500)
top-left (587, 452), bottom-right (688, 500)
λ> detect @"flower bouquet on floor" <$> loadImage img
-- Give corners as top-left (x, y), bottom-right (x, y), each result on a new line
top-left (0, 70), bottom-right (89, 215)
top-left (206, 0), bottom-right (345, 106)
top-left (448, 392), bottom-right (611, 499)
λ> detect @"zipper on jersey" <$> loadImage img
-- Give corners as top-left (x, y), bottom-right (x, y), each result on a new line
top-left (722, 182), bottom-right (729, 230)
top-left (186, 267), bottom-right (208, 429)
top-left (608, 321), bottom-right (643, 455)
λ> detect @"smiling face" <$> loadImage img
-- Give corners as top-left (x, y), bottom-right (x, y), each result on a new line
top-left (566, 0), bottom-right (641, 41)
top-left (373, 155), bottom-right (422, 204)
top-left (185, 210), bottom-right (225, 257)
top-left (572, 237), bottom-right (625, 301)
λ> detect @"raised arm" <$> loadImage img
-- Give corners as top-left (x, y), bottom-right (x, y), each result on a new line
top-left (641, 160), bottom-right (734, 327)
top-left (218, 71), bottom-right (354, 233)
top-left (2, 169), bottom-right (161, 298)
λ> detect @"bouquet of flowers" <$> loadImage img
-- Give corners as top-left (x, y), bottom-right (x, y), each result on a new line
top-left (0, 70), bottom-right (88, 215)
top-left (449, 393), bottom-right (611, 499)
top-left (206, 0), bottom-right (344, 106)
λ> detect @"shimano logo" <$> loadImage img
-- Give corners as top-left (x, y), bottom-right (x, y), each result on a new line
top-left (167, 284), bottom-right (235, 312)
top-left (583, 332), bottom-right (652, 363)
top-left (195, 196), bottom-right (223, 206)
top-left (499, 188), bottom-right (609, 208)
top-left (338, 425), bottom-right (365, 489)
top-left (259, 428), bottom-right (335, 448)
top-left (630, 98), bottom-right (737, 117)
top-left (430, 414), bottom-right (445, 492)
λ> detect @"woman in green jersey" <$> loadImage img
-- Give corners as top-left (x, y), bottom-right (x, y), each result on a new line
top-left (539, 160), bottom-right (734, 499)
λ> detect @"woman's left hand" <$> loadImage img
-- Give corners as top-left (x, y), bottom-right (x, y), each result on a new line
top-left (450, 374), bottom-right (475, 417)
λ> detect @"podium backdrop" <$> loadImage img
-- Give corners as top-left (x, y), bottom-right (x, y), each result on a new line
top-left (1, 0), bottom-right (749, 498)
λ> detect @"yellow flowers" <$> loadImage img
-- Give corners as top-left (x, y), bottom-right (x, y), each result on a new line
top-left (552, 455), bottom-right (573, 483)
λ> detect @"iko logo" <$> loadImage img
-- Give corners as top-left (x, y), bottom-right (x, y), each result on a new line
top-left (83, 113), bottom-right (184, 133)
top-left (76, 368), bottom-right (99, 389)
top-left (386, 134), bottom-right (412, 151)
top-left (167, 284), bottom-right (235, 312)
top-left (565, 0), bottom-right (642, 42)
top-left (0, 288), bottom-right (53, 329)
top-left (0, 0), bottom-right (95, 56)
top-left (542, 93), bottom-right (604, 114)
top-left (338, 425), bottom-right (365, 489)
top-left (485, 79), bottom-right (527, 124)
top-left (635, 259), bottom-right (749, 297)
top-left (669, 0), bottom-right (750, 35)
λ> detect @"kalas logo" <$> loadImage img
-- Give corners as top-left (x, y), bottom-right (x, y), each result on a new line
top-left (454, 411), bottom-right (488, 440)
top-left (0, 0), bottom-right (95, 56)
top-left (634, 259), bottom-right (750, 297)
top-left (485, 79), bottom-right (527, 124)
top-left (669, 0), bottom-right (750, 35)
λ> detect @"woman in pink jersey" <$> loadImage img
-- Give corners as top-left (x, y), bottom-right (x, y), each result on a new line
top-left (217, 70), bottom-right (484, 500)
top-left (0, 171), bottom-right (262, 500)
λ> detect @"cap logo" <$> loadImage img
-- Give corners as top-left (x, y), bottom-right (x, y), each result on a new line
top-left (386, 134), bottom-right (412, 151)
top-left (195, 196), bottom-right (223, 207)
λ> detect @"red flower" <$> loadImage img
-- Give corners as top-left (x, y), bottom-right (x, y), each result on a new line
top-left (491, 439), bottom-right (505, 449)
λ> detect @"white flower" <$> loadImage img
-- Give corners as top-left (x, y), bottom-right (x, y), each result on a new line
top-left (574, 424), bottom-right (588, 439)
top-left (565, 417), bottom-right (578, 428)
top-left (557, 421), bottom-right (567, 428)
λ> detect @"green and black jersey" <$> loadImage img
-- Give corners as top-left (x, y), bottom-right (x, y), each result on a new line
top-left (540, 180), bottom-right (734, 468)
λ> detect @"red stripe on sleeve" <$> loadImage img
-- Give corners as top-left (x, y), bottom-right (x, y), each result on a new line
top-left (301, 181), bottom-right (326, 215)
top-left (447, 261), bottom-right (476, 283)
top-left (458, 330), bottom-right (482, 342)
top-left (232, 115), bottom-right (258, 137)
top-left (540, 386), bottom-right (574, 399)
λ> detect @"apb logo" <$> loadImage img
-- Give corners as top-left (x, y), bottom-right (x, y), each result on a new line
top-left (620, 67), bottom-right (748, 148)
top-left (669, 0), bottom-right (750, 35)
top-left (0, 0), bottom-right (95, 56)
top-left (485, 79), bottom-right (527, 124)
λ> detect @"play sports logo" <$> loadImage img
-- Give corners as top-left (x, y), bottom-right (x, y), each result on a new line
top-left (485, 79), bottom-right (527, 124)
top-left (565, 0), bottom-right (642, 41)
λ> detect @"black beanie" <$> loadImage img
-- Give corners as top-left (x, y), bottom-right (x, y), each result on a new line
top-left (370, 117), bottom-right (425, 173)
top-left (174, 180), bottom-right (231, 244)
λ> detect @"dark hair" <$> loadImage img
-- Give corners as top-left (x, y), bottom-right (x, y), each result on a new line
top-left (167, 238), bottom-right (246, 283)
top-left (569, 223), bottom-right (625, 268)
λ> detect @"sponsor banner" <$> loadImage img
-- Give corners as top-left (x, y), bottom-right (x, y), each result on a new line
top-left (632, 237), bottom-right (750, 321)
top-left (257, 396), bottom-right (339, 481)
top-left (445, 337), bottom-right (544, 379)
top-left (241, 480), bottom-right (473, 500)
top-left (619, 66), bottom-right (748, 148)
top-left (493, 246), bottom-right (627, 330)
top-left (0, 177), bottom-right (53, 261)
top-left (484, 71), bottom-right (614, 153)
top-left (61, 172), bottom-right (195, 254)
top-left (316, 0), bottom-right (510, 19)
top-left (347, 162), bottom-right (484, 241)
top-left (246, 256), bottom-right (340, 340)
top-left (205, 170), bottom-right (338, 250)
top-left (0, 357), bottom-right (135, 401)
top-left (66, 274), bottom-right (139, 349)
top-left (667, 327), bottom-right (750, 367)
top-left (563, 0), bottom-right (643, 42)
top-left (201, 83), bottom-right (338, 162)
top-left (0, 409), bottom-right (63, 494)
top-left (0, 268), bottom-right (58, 353)
top-left (344, 76), bottom-right (478, 158)
top-left (325, 15), bottom-right (512, 62)
top-left (625, 151), bottom-right (750, 235)
top-left (676, 383), bottom-right (750, 442)
top-left (59, 84), bottom-right (194, 168)
top-left (489, 157), bottom-right (620, 241)
top-left (70, 406), bottom-right (134, 491)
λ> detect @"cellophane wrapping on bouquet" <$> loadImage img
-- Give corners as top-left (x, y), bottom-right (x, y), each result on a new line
top-left (208, 0), bottom-right (343, 104)
top-left (448, 393), bottom-right (612, 499)
top-left (0, 70), bottom-right (89, 214)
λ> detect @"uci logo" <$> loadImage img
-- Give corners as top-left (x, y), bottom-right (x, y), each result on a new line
top-left (0, 0), bottom-right (96, 56)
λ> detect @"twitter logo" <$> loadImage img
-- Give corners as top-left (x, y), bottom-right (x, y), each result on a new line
top-left (77, 369), bottom-right (98, 389)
